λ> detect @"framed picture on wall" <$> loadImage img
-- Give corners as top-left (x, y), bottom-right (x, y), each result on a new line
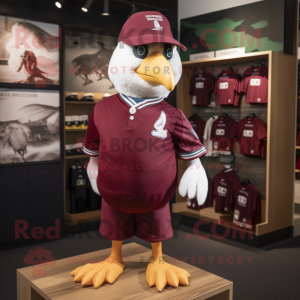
top-left (0, 89), bottom-right (61, 164)
top-left (0, 15), bottom-right (60, 86)
top-left (64, 30), bottom-right (117, 93)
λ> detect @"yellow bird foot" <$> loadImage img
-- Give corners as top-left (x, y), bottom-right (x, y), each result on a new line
top-left (70, 256), bottom-right (124, 288)
top-left (146, 258), bottom-right (190, 292)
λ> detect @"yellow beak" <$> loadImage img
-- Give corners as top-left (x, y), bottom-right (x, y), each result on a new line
top-left (135, 52), bottom-right (175, 91)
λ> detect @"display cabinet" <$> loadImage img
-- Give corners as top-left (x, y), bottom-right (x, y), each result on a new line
top-left (63, 92), bottom-right (107, 226)
top-left (174, 51), bottom-right (297, 241)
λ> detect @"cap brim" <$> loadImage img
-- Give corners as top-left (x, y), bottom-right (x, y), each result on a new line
top-left (122, 35), bottom-right (187, 51)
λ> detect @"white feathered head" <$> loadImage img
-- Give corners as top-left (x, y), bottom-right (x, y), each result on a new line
top-left (108, 11), bottom-right (186, 99)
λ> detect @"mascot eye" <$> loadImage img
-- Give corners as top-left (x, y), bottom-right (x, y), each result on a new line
top-left (133, 45), bottom-right (148, 59)
top-left (163, 44), bottom-right (173, 60)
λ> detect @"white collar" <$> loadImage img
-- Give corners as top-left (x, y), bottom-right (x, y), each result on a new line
top-left (119, 94), bottom-right (164, 110)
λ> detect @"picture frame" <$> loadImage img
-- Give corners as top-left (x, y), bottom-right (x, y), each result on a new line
top-left (0, 88), bottom-right (61, 165)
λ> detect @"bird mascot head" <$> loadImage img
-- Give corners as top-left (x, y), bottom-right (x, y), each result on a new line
top-left (108, 11), bottom-right (186, 98)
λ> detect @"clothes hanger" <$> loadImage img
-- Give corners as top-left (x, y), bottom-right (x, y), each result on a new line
top-left (247, 113), bottom-right (255, 118)
top-left (219, 67), bottom-right (230, 78)
top-left (241, 179), bottom-right (250, 185)
top-left (253, 61), bottom-right (264, 67)
top-left (220, 112), bottom-right (228, 119)
top-left (223, 164), bottom-right (233, 170)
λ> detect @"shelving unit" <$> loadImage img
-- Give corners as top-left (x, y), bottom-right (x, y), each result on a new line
top-left (65, 154), bottom-right (88, 160)
top-left (63, 92), bottom-right (112, 226)
top-left (173, 199), bottom-right (266, 232)
top-left (174, 51), bottom-right (297, 239)
top-left (65, 101), bottom-right (97, 105)
top-left (173, 202), bottom-right (233, 224)
top-left (66, 129), bottom-right (87, 131)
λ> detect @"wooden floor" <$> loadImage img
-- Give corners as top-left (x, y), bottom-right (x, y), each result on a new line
top-left (17, 243), bottom-right (233, 300)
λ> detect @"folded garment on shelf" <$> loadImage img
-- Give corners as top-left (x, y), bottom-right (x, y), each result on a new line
top-left (102, 93), bottom-right (111, 100)
top-left (80, 93), bottom-right (94, 102)
top-left (65, 116), bottom-right (73, 129)
top-left (72, 115), bottom-right (81, 128)
top-left (65, 143), bottom-right (84, 156)
top-left (65, 115), bottom-right (89, 129)
top-left (80, 115), bottom-right (88, 129)
top-left (65, 93), bottom-right (78, 101)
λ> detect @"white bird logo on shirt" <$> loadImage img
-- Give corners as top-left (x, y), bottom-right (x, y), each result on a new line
top-left (152, 20), bottom-right (163, 31)
top-left (151, 111), bottom-right (168, 139)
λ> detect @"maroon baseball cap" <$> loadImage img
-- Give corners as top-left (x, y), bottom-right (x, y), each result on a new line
top-left (118, 11), bottom-right (187, 51)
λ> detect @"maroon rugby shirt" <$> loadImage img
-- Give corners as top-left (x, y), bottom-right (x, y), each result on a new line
top-left (189, 72), bottom-right (215, 106)
top-left (210, 116), bottom-right (237, 154)
top-left (237, 116), bottom-right (267, 157)
top-left (212, 168), bottom-right (240, 213)
top-left (83, 94), bottom-right (206, 213)
top-left (240, 65), bottom-right (268, 103)
top-left (231, 182), bottom-right (261, 229)
top-left (215, 69), bottom-right (241, 106)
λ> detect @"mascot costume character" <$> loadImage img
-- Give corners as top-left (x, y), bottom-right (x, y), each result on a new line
top-left (71, 11), bottom-right (208, 292)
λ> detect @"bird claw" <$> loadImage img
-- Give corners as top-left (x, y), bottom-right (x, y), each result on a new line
top-left (146, 259), bottom-right (190, 291)
top-left (71, 257), bottom-right (124, 288)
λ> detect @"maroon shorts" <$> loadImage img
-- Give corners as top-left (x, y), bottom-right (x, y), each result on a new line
top-left (100, 199), bottom-right (173, 243)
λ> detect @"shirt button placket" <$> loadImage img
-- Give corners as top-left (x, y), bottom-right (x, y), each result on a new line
top-left (127, 106), bottom-right (137, 128)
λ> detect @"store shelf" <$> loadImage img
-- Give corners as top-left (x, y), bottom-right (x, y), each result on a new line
top-left (294, 213), bottom-right (300, 225)
top-left (172, 202), bottom-right (233, 224)
top-left (64, 210), bottom-right (101, 226)
top-left (65, 154), bottom-right (88, 160)
top-left (173, 200), bottom-right (266, 234)
top-left (65, 101), bottom-right (96, 105)
top-left (65, 128), bottom-right (87, 131)
top-left (296, 169), bottom-right (300, 173)
top-left (296, 146), bottom-right (300, 149)
top-left (294, 213), bottom-right (300, 237)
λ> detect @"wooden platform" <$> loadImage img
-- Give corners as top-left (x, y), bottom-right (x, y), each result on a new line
top-left (17, 243), bottom-right (233, 300)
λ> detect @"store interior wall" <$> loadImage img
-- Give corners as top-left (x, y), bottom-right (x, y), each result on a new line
top-left (178, 0), bottom-right (264, 30)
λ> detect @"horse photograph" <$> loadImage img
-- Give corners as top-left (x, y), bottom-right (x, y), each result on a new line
top-left (0, 89), bottom-right (60, 164)
top-left (64, 30), bottom-right (117, 93)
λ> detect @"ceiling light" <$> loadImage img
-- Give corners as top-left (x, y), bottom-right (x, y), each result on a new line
top-left (81, 0), bottom-right (93, 12)
top-left (130, 4), bottom-right (137, 15)
top-left (55, 0), bottom-right (65, 8)
top-left (102, 0), bottom-right (110, 16)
